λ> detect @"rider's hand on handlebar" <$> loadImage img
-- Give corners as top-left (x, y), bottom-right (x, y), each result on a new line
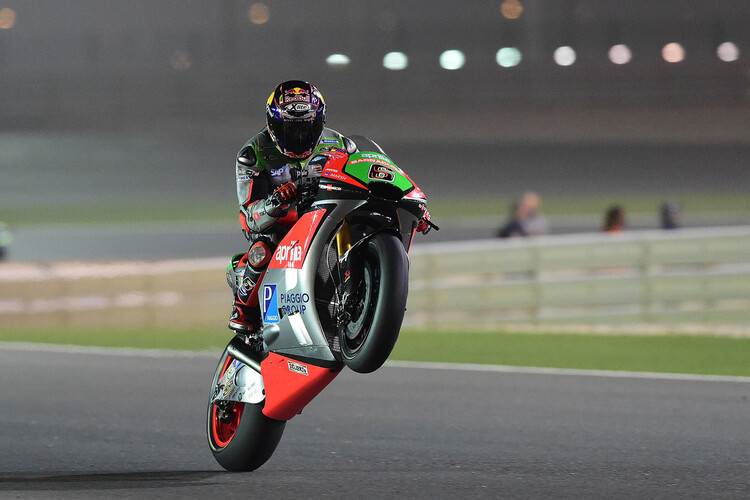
top-left (270, 182), bottom-right (297, 208)
top-left (416, 210), bottom-right (432, 235)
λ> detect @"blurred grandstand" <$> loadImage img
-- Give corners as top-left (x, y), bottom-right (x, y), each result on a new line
top-left (0, 0), bottom-right (748, 142)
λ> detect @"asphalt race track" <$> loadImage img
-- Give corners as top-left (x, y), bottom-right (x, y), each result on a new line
top-left (1, 344), bottom-right (749, 498)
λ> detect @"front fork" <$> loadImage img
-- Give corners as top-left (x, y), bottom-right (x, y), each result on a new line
top-left (336, 221), bottom-right (365, 327)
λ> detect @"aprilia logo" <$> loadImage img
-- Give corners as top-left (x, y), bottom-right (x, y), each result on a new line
top-left (274, 243), bottom-right (303, 265)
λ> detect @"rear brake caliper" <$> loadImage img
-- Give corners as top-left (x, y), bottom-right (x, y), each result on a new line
top-left (215, 401), bottom-right (235, 422)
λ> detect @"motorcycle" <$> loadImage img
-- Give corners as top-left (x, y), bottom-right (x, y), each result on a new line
top-left (207, 137), bottom-right (436, 471)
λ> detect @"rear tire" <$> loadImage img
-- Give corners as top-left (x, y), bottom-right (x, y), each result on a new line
top-left (207, 351), bottom-right (286, 471)
top-left (339, 232), bottom-right (409, 373)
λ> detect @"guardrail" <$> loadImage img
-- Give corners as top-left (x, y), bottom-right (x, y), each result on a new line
top-left (0, 258), bottom-right (229, 329)
top-left (1, 227), bottom-right (749, 332)
top-left (407, 226), bottom-right (750, 330)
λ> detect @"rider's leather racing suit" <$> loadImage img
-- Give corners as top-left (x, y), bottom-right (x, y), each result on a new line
top-left (229, 127), bottom-right (357, 334)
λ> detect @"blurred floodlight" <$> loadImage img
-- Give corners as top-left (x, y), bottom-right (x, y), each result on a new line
top-left (662, 43), bottom-right (685, 63)
top-left (0, 7), bottom-right (16, 29)
top-left (383, 52), bottom-right (408, 70)
top-left (553, 46), bottom-right (576, 66)
top-left (496, 47), bottom-right (522, 67)
top-left (439, 50), bottom-right (465, 70)
top-left (170, 50), bottom-right (192, 71)
top-left (248, 3), bottom-right (270, 25)
top-left (326, 53), bottom-right (350, 67)
top-left (500, 0), bottom-right (523, 20)
top-left (608, 44), bottom-right (632, 65)
top-left (717, 41), bottom-right (740, 62)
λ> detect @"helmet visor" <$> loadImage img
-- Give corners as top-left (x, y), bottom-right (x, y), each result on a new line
top-left (269, 116), bottom-right (324, 158)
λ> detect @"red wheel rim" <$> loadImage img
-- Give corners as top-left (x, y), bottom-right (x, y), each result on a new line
top-left (211, 356), bottom-right (245, 448)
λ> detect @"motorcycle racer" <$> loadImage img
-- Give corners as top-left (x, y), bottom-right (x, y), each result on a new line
top-left (227, 80), bottom-right (431, 337)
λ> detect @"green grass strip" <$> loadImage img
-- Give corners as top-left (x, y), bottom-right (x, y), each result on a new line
top-left (2, 192), bottom-right (749, 228)
top-left (0, 201), bottom-right (237, 228)
top-left (392, 330), bottom-right (750, 377)
top-left (2, 327), bottom-right (750, 377)
top-left (0, 327), bottom-right (228, 352)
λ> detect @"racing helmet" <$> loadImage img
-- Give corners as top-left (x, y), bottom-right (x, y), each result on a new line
top-left (266, 80), bottom-right (326, 159)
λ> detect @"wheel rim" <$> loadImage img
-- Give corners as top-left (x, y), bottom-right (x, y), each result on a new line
top-left (210, 356), bottom-right (245, 448)
top-left (343, 260), bottom-right (379, 354)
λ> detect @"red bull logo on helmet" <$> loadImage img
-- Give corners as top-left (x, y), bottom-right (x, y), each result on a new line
top-left (284, 87), bottom-right (311, 103)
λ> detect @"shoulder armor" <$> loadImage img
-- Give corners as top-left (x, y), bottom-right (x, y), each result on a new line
top-left (237, 146), bottom-right (257, 167)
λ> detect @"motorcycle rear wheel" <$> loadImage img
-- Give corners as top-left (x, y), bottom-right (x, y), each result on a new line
top-left (339, 232), bottom-right (408, 373)
top-left (207, 351), bottom-right (286, 472)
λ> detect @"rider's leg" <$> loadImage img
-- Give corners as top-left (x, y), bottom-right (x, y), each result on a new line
top-left (228, 237), bottom-right (275, 334)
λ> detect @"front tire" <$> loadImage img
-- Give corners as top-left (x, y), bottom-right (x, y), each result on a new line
top-left (339, 232), bottom-right (409, 373)
top-left (207, 351), bottom-right (286, 471)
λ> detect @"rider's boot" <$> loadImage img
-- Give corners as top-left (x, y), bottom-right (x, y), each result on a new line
top-left (228, 301), bottom-right (260, 335)
top-left (227, 238), bottom-right (273, 343)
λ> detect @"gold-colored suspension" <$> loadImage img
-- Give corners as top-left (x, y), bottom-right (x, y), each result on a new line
top-left (336, 221), bottom-right (352, 257)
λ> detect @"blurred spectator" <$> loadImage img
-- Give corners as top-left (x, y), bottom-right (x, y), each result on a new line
top-left (497, 191), bottom-right (548, 238)
top-left (0, 222), bottom-right (11, 261)
top-left (660, 200), bottom-right (681, 229)
top-left (602, 205), bottom-right (626, 232)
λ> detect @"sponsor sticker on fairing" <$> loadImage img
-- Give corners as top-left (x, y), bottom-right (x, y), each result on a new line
top-left (262, 284), bottom-right (280, 323)
top-left (273, 243), bottom-right (303, 268)
top-left (287, 360), bottom-right (309, 376)
top-left (321, 138), bottom-right (338, 144)
top-left (279, 292), bottom-right (310, 315)
top-left (368, 164), bottom-right (396, 182)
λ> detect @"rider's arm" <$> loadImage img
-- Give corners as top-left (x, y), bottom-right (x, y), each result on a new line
top-left (236, 146), bottom-right (295, 237)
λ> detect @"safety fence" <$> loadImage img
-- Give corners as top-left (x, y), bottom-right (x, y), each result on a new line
top-left (0, 258), bottom-right (230, 330)
top-left (407, 226), bottom-right (750, 331)
top-left (1, 227), bottom-right (749, 332)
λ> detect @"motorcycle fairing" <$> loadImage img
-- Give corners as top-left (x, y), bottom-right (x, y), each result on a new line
top-left (268, 209), bottom-right (327, 270)
top-left (260, 352), bottom-right (341, 420)
top-left (343, 152), bottom-right (416, 194)
top-left (209, 337), bottom-right (266, 406)
top-left (261, 199), bottom-right (365, 356)
top-left (252, 153), bottom-right (427, 420)
top-left (210, 357), bottom-right (265, 405)
top-left (321, 152), bottom-right (367, 190)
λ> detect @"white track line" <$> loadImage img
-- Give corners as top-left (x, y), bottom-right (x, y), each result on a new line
top-left (386, 360), bottom-right (750, 383)
top-left (2, 342), bottom-right (749, 383)
top-left (0, 341), bottom-right (216, 358)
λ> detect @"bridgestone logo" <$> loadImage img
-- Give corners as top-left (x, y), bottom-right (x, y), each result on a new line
top-left (287, 361), bottom-right (309, 376)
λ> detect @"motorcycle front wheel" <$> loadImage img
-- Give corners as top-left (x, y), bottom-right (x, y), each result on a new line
top-left (207, 350), bottom-right (285, 472)
top-left (339, 232), bottom-right (409, 373)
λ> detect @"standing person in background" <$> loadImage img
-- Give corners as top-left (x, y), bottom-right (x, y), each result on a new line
top-left (660, 200), bottom-right (681, 230)
top-left (519, 191), bottom-right (548, 236)
top-left (603, 205), bottom-right (626, 232)
top-left (0, 222), bottom-right (11, 261)
top-left (497, 191), bottom-right (547, 238)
